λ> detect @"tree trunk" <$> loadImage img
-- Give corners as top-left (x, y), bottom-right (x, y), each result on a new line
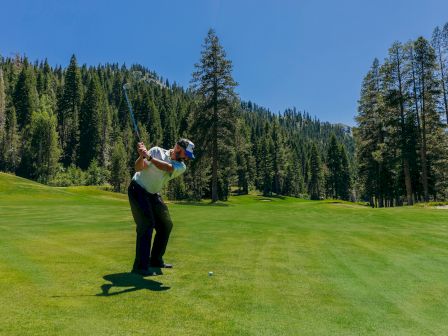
top-left (420, 61), bottom-right (429, 202)
top-left (410, 48), bottom-right (428, 202)
top-left (410, 48), bottom-right (422, 132)
top-left (436, 43), bottom-right (448, 125)
top-left (396, 48), bottom-right (414, 205)
top-left (211, 86), bottom-right (219, 202)
top-left (403, 159), bottom-right (413, 205)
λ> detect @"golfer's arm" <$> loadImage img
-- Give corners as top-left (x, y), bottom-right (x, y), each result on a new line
top-left (135, 156), bottom-right (147, 172)
top-left (150, 157), bottom-right (174, 173)
top-left (134, 156), bottom-right (174, 173)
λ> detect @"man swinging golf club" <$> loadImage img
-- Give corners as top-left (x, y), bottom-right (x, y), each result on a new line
top-left (128, 138), bottom-right (195, 276)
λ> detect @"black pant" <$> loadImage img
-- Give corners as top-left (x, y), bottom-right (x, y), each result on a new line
top-left (128, 180), bottom-right (173, 270)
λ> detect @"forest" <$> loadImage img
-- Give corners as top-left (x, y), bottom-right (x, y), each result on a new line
top-left (1, 26), bottom-right (446, 206)
top-left (355, 23), bottom-right (448, 206)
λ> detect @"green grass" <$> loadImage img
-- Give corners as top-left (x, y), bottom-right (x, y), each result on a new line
top-left (1, 172), bottom-right (448, 335)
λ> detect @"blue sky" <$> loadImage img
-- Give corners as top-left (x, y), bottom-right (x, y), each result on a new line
top-left (1, 0), bottom-right (447, 125)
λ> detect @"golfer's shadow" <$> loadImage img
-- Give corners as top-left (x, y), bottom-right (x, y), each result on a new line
top-left (97, 272), bottom-right (170, 296)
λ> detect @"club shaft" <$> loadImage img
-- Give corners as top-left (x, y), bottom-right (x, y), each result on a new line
top-left (123, 84), bottom-right (140, 141)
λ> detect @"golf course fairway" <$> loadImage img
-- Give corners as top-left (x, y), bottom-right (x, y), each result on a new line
top-left (1, 172), bottom-right (448, 335)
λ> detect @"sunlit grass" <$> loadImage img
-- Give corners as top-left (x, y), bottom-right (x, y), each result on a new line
top-left (1, 172), bottom-right (448, 335)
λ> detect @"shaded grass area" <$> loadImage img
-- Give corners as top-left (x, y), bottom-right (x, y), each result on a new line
top-left (1, 172), bottom-right (448, 335)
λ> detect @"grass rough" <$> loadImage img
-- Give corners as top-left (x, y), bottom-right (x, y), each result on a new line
top-left (1, 172), bottom-right (448, 335)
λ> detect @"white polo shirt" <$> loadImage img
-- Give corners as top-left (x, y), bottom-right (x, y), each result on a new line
top-left (132, 146), bottom-right (186, 194)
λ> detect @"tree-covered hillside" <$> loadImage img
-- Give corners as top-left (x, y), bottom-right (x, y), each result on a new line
top-left (0, 30), bottom-right (354, 201)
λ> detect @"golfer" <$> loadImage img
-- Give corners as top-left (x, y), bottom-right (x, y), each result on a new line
top-left (128, 138), bottom-right (195, 276)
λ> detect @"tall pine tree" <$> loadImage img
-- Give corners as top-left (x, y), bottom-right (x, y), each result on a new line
top-left (13, 60), bottom-right (38, 129)
top-left (110, 137), bottom-right (130, 192)
top-left (338, 144), bottom-right (351, 201)
top-left (0, 68), bottom-right (5, 169)
top-left (431, 26), bottom-right (448, 125)
top-left (0, 68), bottom-right (5, 135)
top-left (78, 75), bottom-right (102, 169)
top-left (3, 104), bottom-right (20, 172)
top-left (413, 37), bottom-right (439, 201)
top-left (326, 134), bottom-right (340, 199)
top-left (355, 59), bottom-right (383, 206)
top-left (382, 41), bottom-right (414, 205)
top-left (58, 55), bottom-right (83, 166)
top-left (308, 143), bottom-right (322, 200)
top-left (191, 29), bottom-right (238, 201)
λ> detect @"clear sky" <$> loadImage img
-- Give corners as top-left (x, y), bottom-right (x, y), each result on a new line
top-left (1, 0), bottom-right (447, 125)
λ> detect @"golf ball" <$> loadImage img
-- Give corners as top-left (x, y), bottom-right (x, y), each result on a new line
top-left (208, 271), bottom-right (213, 276)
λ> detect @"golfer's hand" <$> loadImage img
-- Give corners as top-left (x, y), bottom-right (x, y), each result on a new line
top-left (137, 142), bottom-right (148, 158)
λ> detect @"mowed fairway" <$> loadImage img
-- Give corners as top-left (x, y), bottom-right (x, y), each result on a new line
top-left (1, 173), bottom-right (448, 336)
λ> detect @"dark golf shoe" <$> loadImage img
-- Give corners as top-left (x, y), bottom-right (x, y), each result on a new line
top-left (131, 268), bottom-right (157, 276)
top-left (150, 262), bottom-right (173, 268)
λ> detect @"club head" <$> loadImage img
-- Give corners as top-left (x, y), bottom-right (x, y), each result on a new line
top-left (125, 71), bottom-right (166, 89)
top-left (143, 75), bottom-right (167, 89)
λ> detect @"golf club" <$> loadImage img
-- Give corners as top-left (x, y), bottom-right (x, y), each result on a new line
top-left (122, 71), bottom-right (167, 142)
top-left (123, 82), bottom-right (141, 141)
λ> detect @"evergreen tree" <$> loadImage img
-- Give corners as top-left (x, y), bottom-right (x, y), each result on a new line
top-left (431, 26), bottom-right (448, 125)
top-left (13, 62), bottom-right (38, 128)
top-left (99, 104), bottom-right (112, 167)
top-left (191, 29), bottom-right (238, 202)
top-left (3, 103), bottom-right (20, 172)
top-left (78, 75), bottom-right (102, 169)
top-left (0, 68), bottom-right (5, 169)
top-left (137, 121), bottom-right (150, 146)
top-left (259, 132), bottom-right (274, 196)
top-left (58, 55), bottom-right (83, 166)
top-left (354, 59), bottom-right (384, 206)
top-left (413, 37), bottom-right (440, 201)
top-left (0, 69), bottom-right (5, 134)
top-left (159, 90), bottom-right (176, 148)
top-left (234, 118), bottom-right (255, 194)
top-left (382, 41), bottom-right (414, 205)
top-left (118, 94), bottom-right (131, 130)
top-left (301, 149), bottom-right (310, 192)
top-left (356, 58), bottom-right (400, 207)
top-left (271, 118), bottom-right (287, 194)
top-left (326, 134), bottom-right (341, 198)
top-left (283, 153), bottom-right (304, 197)
top-left (175, 98), bottom-right (188, 135)
top-left (111, 73), bottom-right (124, 108)
top-left (308, 143), bottom-right (322, 200)
top-left (86, 159), bottom-right (109, 185)
top-left (406, 43), bottom-right (426, 201)
top-left (183, 155), bottom-right (211, 200)
top-left (110, 137), bottom-right (130, 192)
top-left (143, 96), bottom-right (162, 146)
top-left (337, 144), bottom-right (351, 200)
top-left (178, 100), bottom-right (195, 138)
top-left (42, 59), bottom-right (55, 100)
top-left (442, 22), bottom-right (448, 124)
top-left (167, 176), bottom-right (187, 200)
top-left (25, 96), bottom-right (60, 182)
